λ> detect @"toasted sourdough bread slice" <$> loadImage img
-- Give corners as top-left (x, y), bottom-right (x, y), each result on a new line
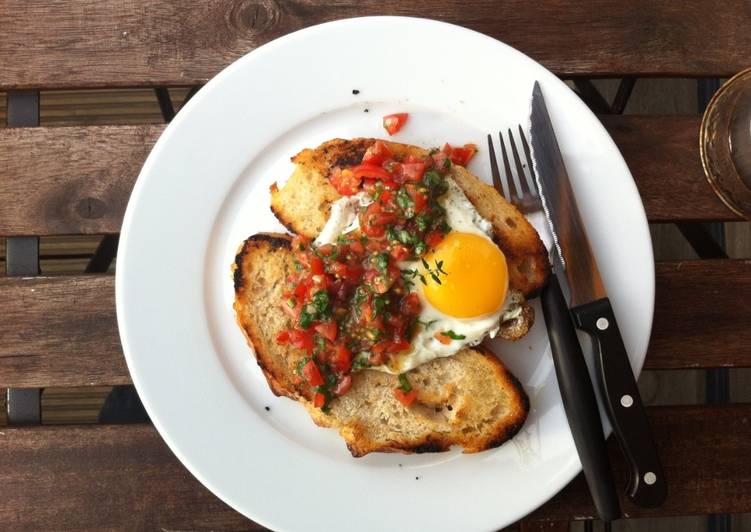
top-left (233, 233), bottom-right (529, 456)
top-left (270, 138), bottom-right (549, 297)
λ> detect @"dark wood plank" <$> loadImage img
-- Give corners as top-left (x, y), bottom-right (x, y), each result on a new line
top-left (0, 125), bottom-right (161, 236)
top-left (1, 0), bottom-right (750, 90)
top-left (0, 405), bottom-right (748, 529)
top-left (527, 404), bottom-right (751, 521)
top-left (0, 424), bottom-right (263, 531)
top-left (0, 275), bottom-right (129, 387)
top-left (0, 116), bottom-right (740, 237)
top-left (602, 115), bottom-right (740, 222)
top-left (1, 260), bottom-right (748, 387)
top-left (646, 260), bottom-right (751, 370)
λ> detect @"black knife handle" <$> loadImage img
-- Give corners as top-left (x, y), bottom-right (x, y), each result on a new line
top-left (572, 298), bottom-right (667, 508)
top-left (541, 276), bottom-right (621, 521)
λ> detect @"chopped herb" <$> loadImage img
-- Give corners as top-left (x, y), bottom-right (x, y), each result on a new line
top-left (398, 229), bottom-right (413, 245)
top-left (417, 318), bottom-right (438, 329)
top-left (398, 373), bottom-right (412, 392)
top-left (298, 243), bottom-right (305, 251)
top-left (421, 258), bottom-right (430, 269)
top-left (352, 354), bottom-right (371, 370)
top-left (436, 260), bottom-right (447, 274)
top-left (374, 252), bottom-right (389, 272)
top-left (386, 227), bottom-right (400, 241)
top-left (286, 297), bottom-right (296, 308)
top-left (316, 335), bottom-right (326, 350)
top-left (415, 213), bottom-right (429, 232)
top-left (294, 261), bottom-right (302, 272)
top-left (396, 187), bottom-right (414, 213)
top-left (430, 273), bottom-right (441, 285)
top-left (296, 356), bottom-right (311, 376)
top-left (373, 295), bottom-right (386, 316)
top-left (299, 309), bottom-right (314, 329)
top-left (443, 330), bottom-right (466, 340)
top-left (414, 241), bottom-right (427, 256)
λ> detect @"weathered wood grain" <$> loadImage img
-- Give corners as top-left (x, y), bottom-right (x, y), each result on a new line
top-left (1, 0), bottom-right (751, 90)
top-left (0, 116), bottom-right (740, 237)
top-left (603, 115), bottom-right (740, 222)
top-left (0, 405), bottom-right (747, 529)
top-left (647, 260), bottom-right (751, 369)
top-left (0, 260), bottom-right (748, 387)
top-left (0, 275), bottom-right (129, 387)
top-left (0, 424), bottom-right (264, 531)
top-left (527, 404), bottom-right (751, 521)
top-left (0, 125), bottom-right (161, 236)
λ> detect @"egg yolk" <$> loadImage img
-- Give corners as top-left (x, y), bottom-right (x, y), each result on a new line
top-left (421, 232), bottom-right (508, 318)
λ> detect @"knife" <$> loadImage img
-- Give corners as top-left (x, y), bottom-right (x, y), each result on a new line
top-left (530, 81), bottom-right (667, 508)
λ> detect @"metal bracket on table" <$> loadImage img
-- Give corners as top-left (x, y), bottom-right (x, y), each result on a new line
top-left (5, 91), bottom-right (42, 425)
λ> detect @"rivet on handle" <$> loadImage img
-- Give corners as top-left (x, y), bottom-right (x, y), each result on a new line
top-left (596, 317), bottom-right (609, 330)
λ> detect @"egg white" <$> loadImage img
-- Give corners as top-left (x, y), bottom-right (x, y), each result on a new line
top-left (315, 177), bottom-right (520, 374)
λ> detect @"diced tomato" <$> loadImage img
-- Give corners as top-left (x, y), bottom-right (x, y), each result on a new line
top-left (275, 330), bottom-right (290, 344)
top-left (349, 240), bottom-right (365, 255)
top-left (383, 113), bottom-right (408, 136)
top-left (330, 261), bottom-right (349, 279)
top-left (333, 374), bottom-right (353, 395)
top-left (405, 185), bottom-right (428, 212)
top-left (394, 388), bottom-right (417, 406)
top-left (294, 280), bottom-right (309, 299)
top-left (390, 244), bottom-right (410, 261)
top-left (332, 344), bottom-right (352, 373)
top-left (302, 359), bottom-right (324, 387)
top-left (360, 202), bottom-right (397, 238)
top-left (442, 143), bottom-right (453, 155)
top-left (352, 164), bottom-right (392, 181)
top-left (314, 321), bottom-right (338, 342)
top-left (400, 292), bottom-right (422, 316)
top-left (317, 244), bottom-right (335, 257)
top-left (425, 230), bottom-right (444, 248)
top-left (381, 179), bottom-right (399, 190)
top-left (290, 329), bottom-right (314, 351)
top-left (330, 168), bottom-right (362, 196)
top-left (432, 151), bottom-right (450, 170)
top-left (362, 140), bottom-right (393, 165)
top-left (379, 189), bottom-right (393, 203)
top-left (434, 332), bottom-right (452, 345)
top-left (330, 279), bottom-right (349, 301)
top-left (386, 340), bottom-right (411, 353)
top-left (310, 256), bottom-right (324, 275)
top-left (313, 392), bottom-right (326, 408)
top-left (282, 297), bottom-right (303, 319)
top-left (401, 162), bottom-right (426, 181)
top-left (449, 144), bottom-right (477, 166)
top-left (344, 262), bottom-right (364, 284)
top-left (404, 154), bottom-right (425, 164)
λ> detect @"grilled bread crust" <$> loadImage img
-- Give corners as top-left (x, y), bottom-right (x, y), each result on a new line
top-left (270, 138), bottom-right (549, 297)
top-left (233, 233), bottom-right (529, 457)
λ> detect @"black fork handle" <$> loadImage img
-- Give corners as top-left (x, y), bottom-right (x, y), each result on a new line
top-left (542, 275), bottom-right (621, 521)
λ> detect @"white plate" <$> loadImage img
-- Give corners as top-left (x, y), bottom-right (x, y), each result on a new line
top-left (117, 17), bottom-right (654, 532)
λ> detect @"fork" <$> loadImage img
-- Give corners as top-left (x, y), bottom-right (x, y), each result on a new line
top-left (488, 128), bottom-right (621, 522)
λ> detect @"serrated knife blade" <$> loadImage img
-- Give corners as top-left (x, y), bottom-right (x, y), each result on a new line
top-left (529, 80), bottom-right (667, 508)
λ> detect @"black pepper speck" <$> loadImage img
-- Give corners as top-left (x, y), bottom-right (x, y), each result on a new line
top-left (352, 89), bottom-right (360, 95)
top-left (364, 108), bottom-right (369, 113)
top-left (264, 406), bottom-right (271, 412)
top-left (415, 476), bottom-right (420, 480)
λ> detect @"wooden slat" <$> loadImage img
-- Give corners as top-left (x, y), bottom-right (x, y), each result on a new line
top-left (1, 1), bottom-right (751, 90)
top-left (0, 125), bottom-right (161, 236)
top-left (527, 404), bottom-right (751, 521)
top-left (0, 116), bottom-right (741, 237)
top-left (1, 260), bottom-right (748, 387)
top-left (0, 275), bottom-right (129, 387)
top-left (0, 423), bottom-right (263, 530)
top-left (646, 260), bottom-right (751, 369)
top-left (0, 405), bottom-right (748, 529)
top-left (603, 115), bottom-right (741, 222)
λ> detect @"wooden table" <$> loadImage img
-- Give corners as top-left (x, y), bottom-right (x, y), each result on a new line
top-left (1, 2), bottom-right (750, 530)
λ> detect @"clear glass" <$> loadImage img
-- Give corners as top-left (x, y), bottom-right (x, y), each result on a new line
top-left (700, 67), bottom-right (751, 219)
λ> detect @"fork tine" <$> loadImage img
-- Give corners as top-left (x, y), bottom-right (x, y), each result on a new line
top-left (507, 128), bottom-right (532, 199)
top-left (518, 125), bottom-right (539, 197)
top-left (498, 131), bottom-right (519, 200)
top-left (486, 134), bottom-right (505, 197)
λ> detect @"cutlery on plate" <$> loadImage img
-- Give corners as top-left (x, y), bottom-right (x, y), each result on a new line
top-left (529, 80), bottom-right (667, 508)
top-left (488, 128), bottom-right (621, 521)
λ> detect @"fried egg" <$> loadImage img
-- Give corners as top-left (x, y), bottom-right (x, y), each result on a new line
top-left (317, 177), bottom-right (520, 374)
